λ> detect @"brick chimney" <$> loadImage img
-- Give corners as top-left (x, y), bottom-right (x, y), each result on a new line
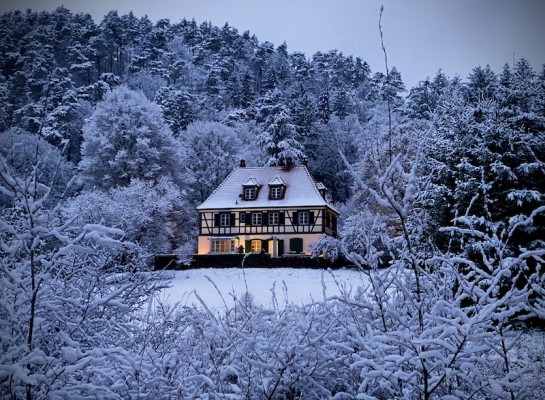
top-left (239, 159), bottom-right (246, 168)
top-left (285, 157), bottom-right (294, 170)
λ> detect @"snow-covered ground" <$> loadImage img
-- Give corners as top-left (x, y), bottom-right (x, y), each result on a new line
top-left (159, 267), bottom-right (369, 310)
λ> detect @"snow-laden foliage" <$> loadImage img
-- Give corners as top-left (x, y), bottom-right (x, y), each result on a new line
top-left (65, 177), bottom-right (183, 261)
top-left (182, 121), bottom-right (244, 205)
top-left (329, 139), bottom-right (545, 398)
top-left (256, 89), bottom-right (305, 166)
top-left (305, 115), bottom-right (361, 203)
top-left (124, 262), bottom-right (544, 399)
top-left (0, 129), bottom-right (77, 208)
top-left (80, 86), bottom-right (182, 189)
top-left (0, 147), bottom-right (167, 399)
top-left (1, 7), bottom-right (544, 399)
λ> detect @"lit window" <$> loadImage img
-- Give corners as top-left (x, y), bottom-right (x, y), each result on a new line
top-left (298, 211), bottom-right (309, 225)
top-left (220, 213), bottom-right (230, 226)
top-left (210, 239), bottom-right (236, 253)
top-left (269, 212), bottom-right (279, 225)
top-left (270, 186), bottom-right (282, 199)
top-left (251, 212), bottom-right (262, 226)
top-left (251, 239), bottom-right (262, 253)
top-left (244, 187), bottom-right (256, 200)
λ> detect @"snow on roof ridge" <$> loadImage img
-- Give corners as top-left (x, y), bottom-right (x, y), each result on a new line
top-left (268, 175), bottom-right (285, 185)
top-left (243, 177), bottom-right (259, 186)
top-left (301, 164), bottom-right (326, 199)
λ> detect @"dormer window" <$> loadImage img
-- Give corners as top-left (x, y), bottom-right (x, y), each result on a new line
top-left (268, 176), bottom-right (286, 200)
top-left (244, 186), bottom-right (256, 200)
top-left (270, 186), bottom-right (282, 199)
top-left (242, 177), bottom-right (259, 201)
top-left (316, 182), bottom-right (327, 199)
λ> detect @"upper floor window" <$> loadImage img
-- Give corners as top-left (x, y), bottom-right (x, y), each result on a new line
top-left (269, 211), bottom-right (279, 225)
top-left (219, 213), bottom-right (231, 226)
top-left (214, 212), bottom-right (234, 227)
top-left (244, 187), bottom-right (256, 200)
top-left (251, 212), bottom-right (262, 226)
top-left (298, 211), bottom-right (310, 225)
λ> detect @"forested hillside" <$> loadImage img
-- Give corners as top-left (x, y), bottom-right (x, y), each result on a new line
top-left (1, 7), bottom-right (544, 399)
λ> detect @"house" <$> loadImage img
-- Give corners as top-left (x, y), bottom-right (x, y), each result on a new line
top-left (196, 159), bottom-right (339, 257)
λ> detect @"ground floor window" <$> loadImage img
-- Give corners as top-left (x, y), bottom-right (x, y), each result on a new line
top-left (289, 238), bottom-right (304, 253)
top-left (251, 239), bottom-right (262, 253)
top-left (210, 238), bottom-right (237, 254)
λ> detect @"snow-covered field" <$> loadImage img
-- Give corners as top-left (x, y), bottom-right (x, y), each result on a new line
top-left (159, 267), bottom-right (369, 310)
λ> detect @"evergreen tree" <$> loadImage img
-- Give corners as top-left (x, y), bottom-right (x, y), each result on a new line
top-left (256, 90), bottom-right (304, 166)
top-left (466, 64), bottom-right (498, 103)
top-left (290, 84), bottom-right (316, 136)
top-left (238, 71), bottom-right (254, 108)
top-left (155, 86), bottom-right (195, 134)
top-left (332, 86), bottom-right (351, 119)
top-left (318, 84), bottom-right (330, 124)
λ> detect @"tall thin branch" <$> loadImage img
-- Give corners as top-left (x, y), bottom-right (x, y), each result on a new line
top-left (379, 5), bottom-right (393, 164)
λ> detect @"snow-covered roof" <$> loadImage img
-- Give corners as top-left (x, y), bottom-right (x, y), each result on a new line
top-left (197, 165), bottom-right (338, 213)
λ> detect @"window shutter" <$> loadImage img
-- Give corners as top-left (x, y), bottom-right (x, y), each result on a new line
top-left (262, 240), bottom-right (269, 253)
top-left (245, 240), bottom-right (251, 253)
top-left (278, 239), bottom-right (284, 256)
top-left (230, 213), bottom-right (236, 226)
top-left (309, 211), bottom-right (315, 224)
top-left (292, 211), bottom-right (298, 225)
top-left (262, 212), bottom-right (268, 226)
top-left (214, 214), bottom-right (220, 227)
top-left (246, 213), bottom-right (251, 226)
top-left (279, 212), bottom-right (285, 225)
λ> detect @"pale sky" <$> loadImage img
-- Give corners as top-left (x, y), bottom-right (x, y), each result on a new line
top-left (1, 0), bottom-right (544, 89)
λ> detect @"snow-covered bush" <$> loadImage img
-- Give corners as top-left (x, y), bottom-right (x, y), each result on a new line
top-left (65, 177), bottom-right (183, 262)
top-left (308, 234), bottom-right (342, 261)
top-left (0, 143), bottom-right (166, 398)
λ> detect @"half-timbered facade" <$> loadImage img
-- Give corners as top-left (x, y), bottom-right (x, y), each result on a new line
top-left (196, 161), bottom-right (339, 256)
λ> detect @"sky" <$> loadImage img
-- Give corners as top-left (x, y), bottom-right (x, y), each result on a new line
top-left (1, 0), bottom-right (544, 89)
